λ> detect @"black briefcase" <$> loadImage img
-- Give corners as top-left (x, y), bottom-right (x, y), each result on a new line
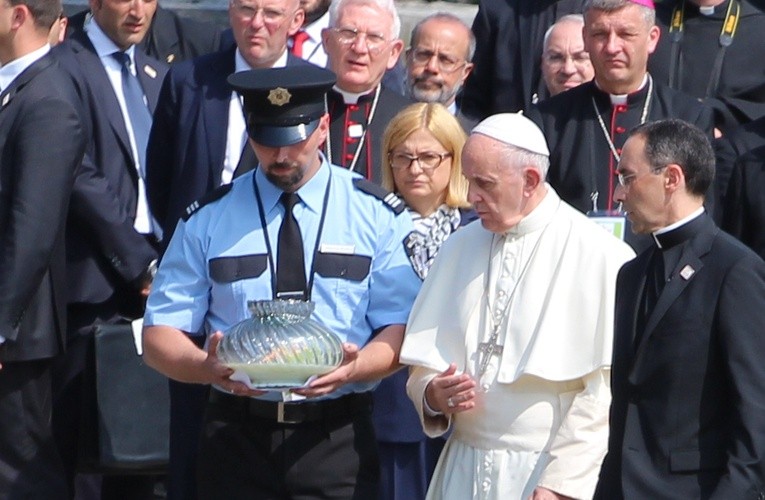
top-left (79, 323), bottom-right (170, 473)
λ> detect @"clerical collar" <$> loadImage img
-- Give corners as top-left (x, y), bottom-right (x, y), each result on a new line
top-left (699, 5), bottom-right (716, 15)
top-left (597, 73), bottom-right (649, 106)
top-left (652, 207), bottom-right (705, 249)
top-left (505, 184), bottom-right (559, 237)
top-left (332, 85), bottom-right (377, 104)
top-left (234, 47), bottom-right (288, 72)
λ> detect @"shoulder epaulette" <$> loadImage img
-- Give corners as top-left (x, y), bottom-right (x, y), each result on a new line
top-left (182, 184), bottom-right (233, 221)
top-left (352, 178), bottom-right (405, 215)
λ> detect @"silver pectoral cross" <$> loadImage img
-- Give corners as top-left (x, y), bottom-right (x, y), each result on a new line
top-left (477, 341), bottom-right (504, 377)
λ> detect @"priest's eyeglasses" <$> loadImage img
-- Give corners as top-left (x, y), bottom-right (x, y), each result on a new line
top-left (389, 152), bottom-right (452, 172)
top-left (331, 27), bottom-right (389, 54)
top-left (616, 165), bottom-right (668, 187)
top-left (543, 51), bottom-right (591, 69)
top-left (409, 48), bottom-right (466, 73)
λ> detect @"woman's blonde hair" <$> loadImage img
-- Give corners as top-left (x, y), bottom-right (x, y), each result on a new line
top-left (381, 103), bottom-right (470, 209)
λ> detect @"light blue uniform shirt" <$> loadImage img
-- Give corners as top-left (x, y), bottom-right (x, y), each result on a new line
top-left (145, 157), bottom-right (421, 399)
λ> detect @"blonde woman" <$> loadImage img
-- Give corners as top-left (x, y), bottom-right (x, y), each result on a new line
top-left (373, 102), bottom-right (475, 500)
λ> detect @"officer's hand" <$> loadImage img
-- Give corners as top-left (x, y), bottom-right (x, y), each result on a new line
top-left (424, 363), bottom-right (476, 415)
top-left (292, 342), bottom-right (359, 397)
top-left (207, 332), bottom-right (265, 397)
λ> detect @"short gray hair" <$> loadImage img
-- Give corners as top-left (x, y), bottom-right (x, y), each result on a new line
top-left (543, 14), bottom-right (585, 52)
top-left (328, 0), bottom-right (401, 39)
top-left (410, 12), bottom-right (476, 61)
top-left (583, 0), bottom-right (655, 26)
top-left (500, 144), bottom-right (550, 179)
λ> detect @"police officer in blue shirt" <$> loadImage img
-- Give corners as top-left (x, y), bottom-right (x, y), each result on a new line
top-left (142, 65), bottom-right (421, 499)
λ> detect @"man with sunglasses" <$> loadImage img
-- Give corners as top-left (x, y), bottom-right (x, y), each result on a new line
top-left (595, 118), bottom-right (765, 499)
top-left (321, 0), bottom-right (410, 183)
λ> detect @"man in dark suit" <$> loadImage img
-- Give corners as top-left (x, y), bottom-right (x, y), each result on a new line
top-left (147, 0), bottom-right (307, 239)
top-left (0, 0), bottom-right (87, 497)
top-left (50, 0), bottom-right (168, 497)
top-left (595, 119), bottom-right (765, 499)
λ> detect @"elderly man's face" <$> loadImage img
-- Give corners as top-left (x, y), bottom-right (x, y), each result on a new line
top-left (251, 114), bottom-right (329, 192)
top-left (405, 18), bottom-right (473, 106)
top-left (541, 20), bottom-right (593, 96)
top-left (613, 134), bottom-right (669, 234)
top-left (583, 4), bottom-right (659, 94)
top-left (229, 0), bottom-right (304, 68)
top-left (89, 0), bottom-right (157, 50)
top-left (462, 134), bottom-right (528, 233)
top-left (322, 2), bottom-right (403, 93)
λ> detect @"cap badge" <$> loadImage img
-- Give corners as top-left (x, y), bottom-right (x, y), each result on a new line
top-left (268, 87), bottom-right (291, 106)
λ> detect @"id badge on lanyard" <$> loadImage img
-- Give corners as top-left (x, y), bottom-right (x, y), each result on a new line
top-left (587, 210), bottom-right (627, 241)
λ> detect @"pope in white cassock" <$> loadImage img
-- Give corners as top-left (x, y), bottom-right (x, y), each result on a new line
top-left (399, 113), bottom-right (635, 500)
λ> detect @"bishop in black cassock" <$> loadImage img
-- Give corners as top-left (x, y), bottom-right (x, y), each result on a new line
top-left (649, 0), bottom-right (765, 134)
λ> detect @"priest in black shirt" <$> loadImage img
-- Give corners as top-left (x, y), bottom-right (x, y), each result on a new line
top-left (530, 0), bottom-right (714, 251)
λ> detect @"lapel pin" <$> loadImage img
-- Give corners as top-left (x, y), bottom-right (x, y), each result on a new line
top-left (680, 264), bottom-right (695, 281)
top-left (1, 93), bottom-right (9, 107)
top-left (166, 54), bottom-right (175, 64)
top-left (143, 65), bottom-right (157, 79)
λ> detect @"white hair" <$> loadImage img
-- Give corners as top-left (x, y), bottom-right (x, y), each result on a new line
top-left (328, 0), bottom-right (401, 39)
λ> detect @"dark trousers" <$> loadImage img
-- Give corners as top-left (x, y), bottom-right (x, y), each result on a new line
top-left (197, 392), bottom-right (380, 500)
top-left (0, 359), bottom-right (68, 499)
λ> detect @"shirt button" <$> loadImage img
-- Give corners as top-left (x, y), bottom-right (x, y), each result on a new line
top-left (616, 105), bottom-right (627, 113)
top-left (345, 137), bottom-right (355, 143)
top-left (345, 154), bottom-right (354, 160)
top-left (616, 148), bottom-right (622, 155)
top-left (615, 126), bottom-right (626, 133)
top-left (349, 105), bottom-right (359, 111)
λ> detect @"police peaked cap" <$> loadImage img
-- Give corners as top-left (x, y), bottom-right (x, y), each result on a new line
top-left (228, 66), bottom-right (337, 147)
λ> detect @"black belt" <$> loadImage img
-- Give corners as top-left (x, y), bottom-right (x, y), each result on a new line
top-left (208, 390), bottom-right (372, 425)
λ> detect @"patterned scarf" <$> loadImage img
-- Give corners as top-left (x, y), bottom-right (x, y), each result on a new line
top-left (404, 204), bottom-right (462, 280)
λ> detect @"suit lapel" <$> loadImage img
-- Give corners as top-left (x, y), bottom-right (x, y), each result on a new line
top-left (0, 54), bottom-right (53, 114)
top-left (134, 50), bottom-right (165, 112)
top-left (69, 31), bottom-right (133, 160)
top-left (629, 217), bottom-right (717, 381)
top-left (203, 49), bottom-right (236, 184)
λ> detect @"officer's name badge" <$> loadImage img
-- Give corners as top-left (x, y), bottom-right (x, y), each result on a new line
top-left (268, 87), bottom-right (291, 106)
top-left (320, 243), bottom-right (355, 255)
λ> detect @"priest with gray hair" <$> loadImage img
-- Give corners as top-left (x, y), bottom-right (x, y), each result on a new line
top-left (400, 112), bottom-right (635, 500)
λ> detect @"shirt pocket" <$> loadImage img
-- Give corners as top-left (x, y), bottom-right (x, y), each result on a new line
top-left (208, 254), bottom-right (269, 322)
top-left (314, 252), bottom-right (371, 327)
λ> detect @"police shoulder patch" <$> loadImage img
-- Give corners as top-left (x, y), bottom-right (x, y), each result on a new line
top-left (182, 184), bottom-right (233, 221)
top-left (352, 178), bottom-right (405, 215)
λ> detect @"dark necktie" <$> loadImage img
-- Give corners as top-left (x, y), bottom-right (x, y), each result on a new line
top-left (276, 192), bottom-right (307, 299)
top-left (290, 30), bottom-right (310, 58)
top-left (112, 51), bottom-right (152, 176)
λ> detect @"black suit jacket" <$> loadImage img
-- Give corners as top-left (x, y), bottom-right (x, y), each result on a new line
top-left (53, 31), bottom-right (166, 312)
top-left (595, 214), bottom-right (765, 499)
top-left (146, 47), bottom-right (310, 239)
top-left (0, 53), bottom-right (86, 361)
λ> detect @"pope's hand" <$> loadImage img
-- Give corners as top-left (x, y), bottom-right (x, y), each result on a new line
top-left (292, 342), bottom-right (359, 398)
top-left (529, 487), bottom-right (573, 500)
top-left (207, 331), bottom-right (265, 397)
top-left (425, 363), bottom-right (476, 415)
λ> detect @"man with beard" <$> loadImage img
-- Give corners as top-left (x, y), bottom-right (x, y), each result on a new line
top-left (405, 13), bottom-right (476, 130)
top-left (142, 65), bottom-right (421, 499)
